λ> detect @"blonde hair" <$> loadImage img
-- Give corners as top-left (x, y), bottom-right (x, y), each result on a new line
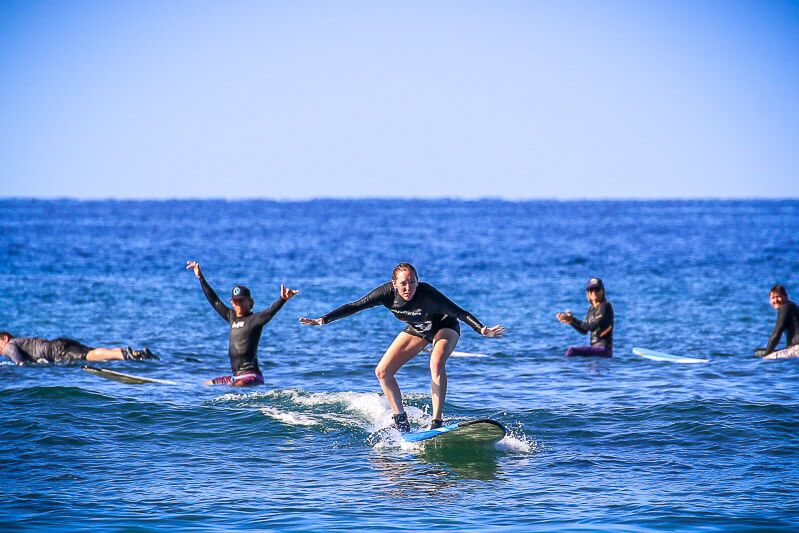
top-left (391, 263), bottom-right (418, 281)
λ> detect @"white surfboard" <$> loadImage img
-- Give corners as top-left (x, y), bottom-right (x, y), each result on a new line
top-left (82, 365), bottom-right (177, 385)
top-left (632, 347), bottom-right (709, 364)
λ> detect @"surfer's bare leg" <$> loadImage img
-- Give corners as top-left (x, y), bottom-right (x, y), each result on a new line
top-left (85, 348), bottom-right (125, 361)
top-left (375, 332), bottom-right (428, 414)
top-left (430, 328), bottom-right (458, 421)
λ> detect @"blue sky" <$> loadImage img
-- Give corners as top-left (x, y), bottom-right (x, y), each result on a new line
top-left (1, 0), bottom-right (798, 199)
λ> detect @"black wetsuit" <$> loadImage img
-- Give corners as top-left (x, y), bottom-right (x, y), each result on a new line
top-left (321, 282), bottom-right (484, 342)
top-left (199, 276), bottom-right (285, 374)
top-left (570, 301), bottom-right (614, 347)
top-left (1, 337), bottom-right (92, 364)
top-left (766, 300), bottom-right (799, 355)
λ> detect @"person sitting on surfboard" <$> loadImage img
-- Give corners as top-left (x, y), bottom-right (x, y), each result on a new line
top-left (186, 261), bottom-right (298, 387)
top-left (761, 284), bottom-right (799, 359)
top-left (556, 277), bottom-right (614, 357)
top-left (299, 262), bottom-right (505, 432)
top-left (0, 332), bottom-right (157, 365)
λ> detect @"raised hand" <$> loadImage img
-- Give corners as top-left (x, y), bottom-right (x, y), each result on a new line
top-left (299, 317), bottom-right (324, 326)
top-left (556, 310), bottom-right (574, 324)
top-left (281, 285), bottom-right (299, 301)
top-left (481, 324), bottom-right (506, 338)
top-left (186, 260), bottom-right (203, 279)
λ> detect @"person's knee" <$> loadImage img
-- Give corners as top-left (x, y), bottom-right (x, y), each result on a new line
top-left (375, 364), bottom-right (392, 381)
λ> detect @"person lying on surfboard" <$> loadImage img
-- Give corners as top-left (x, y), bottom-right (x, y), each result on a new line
top-left (186, 261), bottom-right (298, 387)
top-left (761, 284), bottom-right (799, 359)
top-left (0, 331), bottom-right (157, 365)
top-left (299, 262), bottom-right (505, 432)
top-left (556, 277), bottom-right (614, 357)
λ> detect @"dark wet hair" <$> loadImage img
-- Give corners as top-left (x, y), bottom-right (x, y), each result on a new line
top-left (0, 331), bottom-right (13, 340)
top-left (392, 263), bottom-right (418, 281)
top-left (770, 284), bottom-right (788, 298)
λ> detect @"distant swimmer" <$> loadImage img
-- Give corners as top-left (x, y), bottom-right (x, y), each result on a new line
top-left (186, 261), bottom-right (298, 386)
top-left (299, 263), bottom-right (505, 432)
top-left (556, 277), bottom-right (614, 357)
top-left (761, 284), bottom-right (799, 359)
top-left (0, 332), bottom-right (157, 365)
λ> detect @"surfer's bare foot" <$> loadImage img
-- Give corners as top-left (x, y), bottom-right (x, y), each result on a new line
top-left (124, 347), bottom-right (159, 360)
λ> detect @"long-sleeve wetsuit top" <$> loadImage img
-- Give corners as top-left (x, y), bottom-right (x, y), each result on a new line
top-left (570, 301), bottom-right (614, 347)
top-left (766, 300), bottom-right (799, 355)
top-left (1, 337), bottom-right (51, 364)
top-left (199, 276), bottom-right (286, 374)
top-left (321, 282), bottom-right (485, 336)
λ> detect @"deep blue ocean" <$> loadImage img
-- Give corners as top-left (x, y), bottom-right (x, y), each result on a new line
top-left (1, 199), bottom-right (798, 531)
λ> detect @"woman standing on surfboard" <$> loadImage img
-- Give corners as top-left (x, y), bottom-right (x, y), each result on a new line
top-left (299, 263), bottom-right (505, 432)
top-left (556, 277), bottom-right (614, 357)
top-left (186, 261), bottom-right (298, 387)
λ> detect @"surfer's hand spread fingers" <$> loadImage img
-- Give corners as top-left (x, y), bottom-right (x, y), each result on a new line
top-left (299, 317), bottom-right (324, 326)
top-left (281, 285), bottom-right (299, 301)
top-left (481, 325), bottom-right (506, 338)
top-left (186, 260), bottom-right (202, 279)
top-left (556, 311), bottom-right (574, 324)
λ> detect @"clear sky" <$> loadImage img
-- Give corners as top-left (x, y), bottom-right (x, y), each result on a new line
top-left (1, 0), bottom-right (798, 199)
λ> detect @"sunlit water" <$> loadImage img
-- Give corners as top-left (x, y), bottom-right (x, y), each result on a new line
top-left (1, 199), bottom-right (797, 530)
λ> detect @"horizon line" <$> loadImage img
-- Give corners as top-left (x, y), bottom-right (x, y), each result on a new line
top-left (0, 196), bottom-right (797, 203)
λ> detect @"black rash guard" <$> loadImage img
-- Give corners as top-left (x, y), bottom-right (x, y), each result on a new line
top-left (1, 337), bottom-right (91, 364)
top-left (570, 301), bottom-right (614, 347)
top-left (766, 300), bottom-right (799, 355)
top-left (321, 282), bottom-right (485, 337)
top-left (199, 276), bottom-right (285, 374)
top-left (2, 337), bottom-right (49, 364)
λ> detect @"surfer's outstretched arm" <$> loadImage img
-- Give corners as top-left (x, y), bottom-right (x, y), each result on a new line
top-left (253, 285), bottom-right (299, 326)
top-left (299, 283), bottom-right (391, 326)
top-left (426, 284), bottom-right (505, 338)
top-left (186, 261), bottom-right (231, 320)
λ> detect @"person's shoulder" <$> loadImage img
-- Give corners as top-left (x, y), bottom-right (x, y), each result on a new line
top-left (417, 281), bottom-right (436, 292)
top-left (370, 281), bottom-right (393, 295)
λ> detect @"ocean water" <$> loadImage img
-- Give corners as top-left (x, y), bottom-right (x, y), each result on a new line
top-left (0, 199), bottom-right (797, 531)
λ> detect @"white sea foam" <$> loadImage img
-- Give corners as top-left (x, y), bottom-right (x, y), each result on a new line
top-left (259, 407), bottom-right (318, 426)
top-left (496, 430), bottom-right (539, 453)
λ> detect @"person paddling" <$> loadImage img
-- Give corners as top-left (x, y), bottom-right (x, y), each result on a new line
top-left (556, 277), bottom-right (614, 357)
top-left (761, 284), bottom-right (799, 359)
top-left (186, 261), bottom-right (298, 386)
top-left (0, 332), bottom-right (156, 365)
top-left (299, 263), bottom-right (505, 432)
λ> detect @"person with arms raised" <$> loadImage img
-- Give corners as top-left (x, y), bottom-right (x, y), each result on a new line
top-left (186, 260), bottom-right (298, 386)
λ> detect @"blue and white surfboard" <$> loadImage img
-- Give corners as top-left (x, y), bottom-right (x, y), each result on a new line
top-left (402, 419), bottom-right (506, 444)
